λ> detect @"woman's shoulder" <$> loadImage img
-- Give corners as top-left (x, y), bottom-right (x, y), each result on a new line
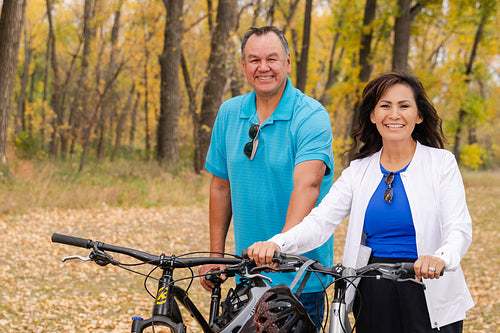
top-left (415, 143), bottom-right (459, 173)
top-left (417, 143), bottom-right (456, 161)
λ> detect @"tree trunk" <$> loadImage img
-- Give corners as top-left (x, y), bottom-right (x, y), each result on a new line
top-left (281, 0), bottom-right (300, 34)
top-left (46, 0), bottom-right (63, 156)
top-left (358, 0), bottom-right (376, 84)
top-left (181, 51), bottom-right (201, 169)
top-left (295, 0), bottom-right (313, 92)
top-left (156, 0), bottom-right (184, 165)
top-left (348, 0), bottom-right (377, 161)
top-left (193, 0), bottom-right (238, 173)
top-left (0, 0), bottom-right (27, 168)
top-left (16, 21), bottom-right (32, 135)
top-left (76, 0), bottom-right (97, 163)
top-left (453, 10), bottom-right (488, 163)
top-left (392, 0), bottom-right (411, 71)
top-left (318, 9), bottom-right (345, 106)
top-left (112, 83), bottom-right (133, 161)
top-left (99, 1), bottom-right (122, 161)
top-left (129, 91), bottom-right (140, 157)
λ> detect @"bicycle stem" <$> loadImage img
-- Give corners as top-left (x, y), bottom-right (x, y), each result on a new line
top-left (153, 266), bottom-right (179, 320)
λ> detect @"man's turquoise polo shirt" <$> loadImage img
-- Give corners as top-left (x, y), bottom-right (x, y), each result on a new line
top-left (206, 78), bottom-right (334, 292)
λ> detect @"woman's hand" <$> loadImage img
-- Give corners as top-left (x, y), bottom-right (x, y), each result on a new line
top-left (414, 255), bottom-right (445, 281)
top-left (247, 241), bottom-right (281, 268)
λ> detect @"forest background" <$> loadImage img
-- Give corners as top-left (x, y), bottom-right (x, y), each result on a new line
top-left (0, 0), bottom-right (499, 176)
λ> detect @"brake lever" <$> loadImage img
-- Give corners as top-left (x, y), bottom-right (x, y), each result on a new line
top-left (62, 254), bottom-right (92, 262)
top-left (375, 266), bottom-right (427, 288)
top-left (397, 277), bottom-right (426, 288)
top-left (241, 267), bottom-right (273, 283)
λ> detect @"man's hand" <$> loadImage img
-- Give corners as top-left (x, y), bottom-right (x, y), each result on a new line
top-left (198, 264), bottom-right (227, 291)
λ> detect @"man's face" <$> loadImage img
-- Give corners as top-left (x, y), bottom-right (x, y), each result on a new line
top-left (241, 32), bottom-right (291, 98)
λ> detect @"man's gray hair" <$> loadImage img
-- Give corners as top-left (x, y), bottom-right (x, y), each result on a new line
top-left (241, 26), bottom-right (290, 61)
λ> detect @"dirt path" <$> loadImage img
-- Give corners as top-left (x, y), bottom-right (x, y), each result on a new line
top-left (0, 202), bottom-right (497, 332)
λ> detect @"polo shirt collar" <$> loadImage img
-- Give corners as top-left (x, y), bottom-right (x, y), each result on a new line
top-left (240, 77), bottom-right (295, 124)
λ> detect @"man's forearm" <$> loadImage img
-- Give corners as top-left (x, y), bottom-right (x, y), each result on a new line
top-left (209, 176), bottom-right (232, 257)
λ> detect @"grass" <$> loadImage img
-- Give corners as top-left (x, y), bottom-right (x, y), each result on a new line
top-left (1, 158), bottom-right (211, 215)
top-left (0, 157), bottom-right (499, 332)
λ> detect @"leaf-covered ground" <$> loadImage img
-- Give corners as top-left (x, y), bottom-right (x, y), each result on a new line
top-left (1, 178), bottom-right (498, 332)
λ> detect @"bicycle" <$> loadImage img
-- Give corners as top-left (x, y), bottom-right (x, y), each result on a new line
top-left (52, 233), bottom-right (431, 333)
top-left (246, 250), bottom-right (440, 333)
top-left (51, 233), bottom-right (277, 332)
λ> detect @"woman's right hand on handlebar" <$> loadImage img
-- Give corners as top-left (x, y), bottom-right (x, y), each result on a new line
top-left (247, 241), bottom-right (281, 268)
top-left (199, 264), bottom-right (226, 291)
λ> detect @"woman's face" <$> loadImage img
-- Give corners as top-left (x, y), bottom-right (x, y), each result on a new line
top-left (370, 83), bottom-right (423, 145)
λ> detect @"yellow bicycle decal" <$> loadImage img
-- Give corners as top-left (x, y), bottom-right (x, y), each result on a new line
top-left (156, 286), bottom-right (168, 305)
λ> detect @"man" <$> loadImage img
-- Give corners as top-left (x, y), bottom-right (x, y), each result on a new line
top-left (199, 26), bottom-right (334, 329)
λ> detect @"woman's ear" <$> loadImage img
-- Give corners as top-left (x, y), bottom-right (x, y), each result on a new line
top-left (417, 112), bottom-right (423, 124)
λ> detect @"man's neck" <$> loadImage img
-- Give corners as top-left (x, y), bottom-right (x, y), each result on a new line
top-left (255, 89), bottom-right (285, 123)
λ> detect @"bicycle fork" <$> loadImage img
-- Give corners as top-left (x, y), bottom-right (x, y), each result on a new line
top-left (329, 268), bottom-right (355, 333)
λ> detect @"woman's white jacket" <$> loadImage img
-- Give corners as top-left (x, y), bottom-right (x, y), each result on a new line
top-left (270, 142), bottom-right (474, 329)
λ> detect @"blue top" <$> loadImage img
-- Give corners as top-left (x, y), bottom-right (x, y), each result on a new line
top-left (206, 78), bottom-right (334, 292)
top-left (363, 164), bottom-right (418, 259)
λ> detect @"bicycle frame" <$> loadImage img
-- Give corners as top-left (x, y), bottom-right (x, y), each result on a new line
top-left (131, 263), bottom-right (270, 333)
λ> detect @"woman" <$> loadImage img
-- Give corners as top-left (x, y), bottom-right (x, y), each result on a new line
top-left (248, 72), bottom-right (473, 332)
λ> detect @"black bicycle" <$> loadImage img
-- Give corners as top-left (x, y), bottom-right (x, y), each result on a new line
top-left (52, 233), bottom-right (430, 333)
top-left (51, 233), bottom-right (303, 333)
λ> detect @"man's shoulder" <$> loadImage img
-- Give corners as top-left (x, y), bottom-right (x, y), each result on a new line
top-left (220, 93), bottom-right (250, 109)
top-left (290, 93), bottom-right (330, 129)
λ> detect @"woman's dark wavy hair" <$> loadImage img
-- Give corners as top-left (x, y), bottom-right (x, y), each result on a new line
top-left (347, 71), bottom-right (445, 162)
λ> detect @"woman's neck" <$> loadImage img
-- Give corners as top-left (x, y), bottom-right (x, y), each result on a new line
top-left (380, 139), bottom-right (417, 172)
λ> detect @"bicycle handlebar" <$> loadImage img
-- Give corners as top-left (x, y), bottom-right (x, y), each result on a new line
top-left (52, 233), bottom-right (243, 268)
top-left (241, 248), bottom-right (427, 280)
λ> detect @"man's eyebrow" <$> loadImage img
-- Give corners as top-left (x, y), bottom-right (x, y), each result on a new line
top-left (246, 52), bottom-right (280, 59)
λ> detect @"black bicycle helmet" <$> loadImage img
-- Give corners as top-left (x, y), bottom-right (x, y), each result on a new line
top-left (213, 279), bottom-right (252, 329)
top-left (254, 284), bottom-right (317, 333)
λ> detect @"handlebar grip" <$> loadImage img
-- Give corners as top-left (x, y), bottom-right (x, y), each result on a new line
top-left (51, 233), bottom-right (92, 249)
top-left (400, 262), bottom-right (444, 276)
top-left (401, 262), bottom-right (415, 274)
top-left (241, 249), bottom-right (285, 261)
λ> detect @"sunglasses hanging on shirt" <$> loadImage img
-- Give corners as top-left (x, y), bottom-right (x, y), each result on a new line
top-left (384, 172), bottom-right (394, 203)
top-left (243, 123), bottom-right (260, 160)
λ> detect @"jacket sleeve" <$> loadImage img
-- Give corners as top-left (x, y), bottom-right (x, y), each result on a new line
top-left (434, 152), bottom-right (473, 271)
top-left (269, 164), bottom-right (354, 254)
